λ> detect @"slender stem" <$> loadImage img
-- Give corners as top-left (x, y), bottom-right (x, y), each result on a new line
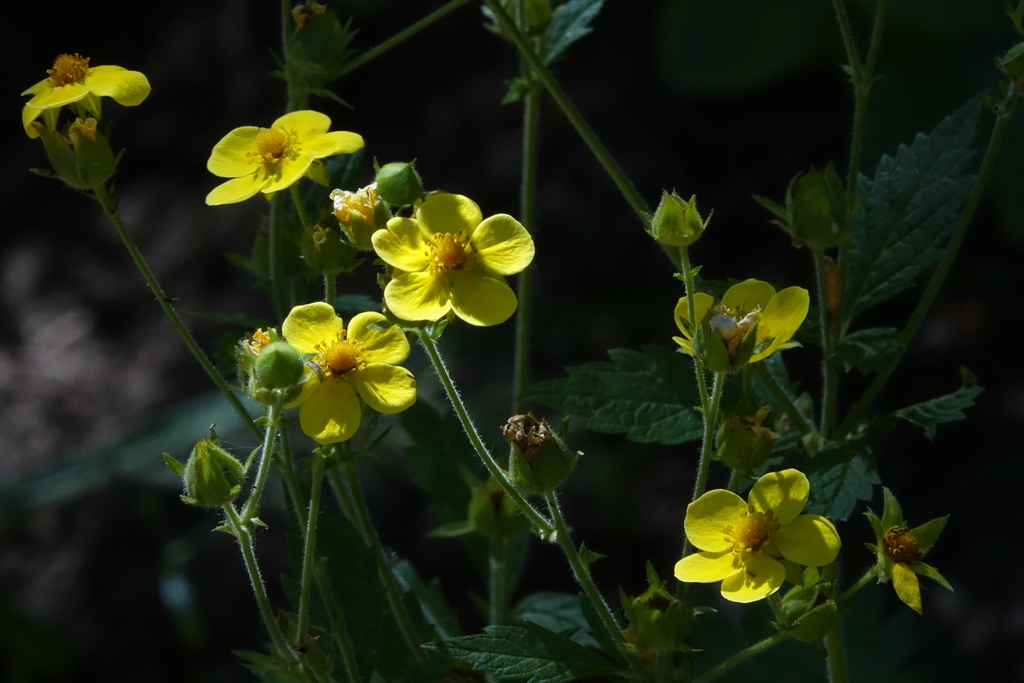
top-left (241, 397), bottom-right (285, 522)
top-left (689, 374), bottom-right (725, 523)
top-left (342, 463), bottom-right (425, 661)
top-left (223, 503), bottom-right (296, 660)
top-left (839, 565), bottom-right (878, 603)
top-left (489, 534), bottom-right (513, 625)
top-left (837, 84), bottom-right (1019, 438)
top-left (830, 0), bottom-right (863, 82)
top-left (326, 468), bottom-right (366, 542)
top-left (274, 439), bottom-right (308, 534)
top-left (417, 328), bottom-right (555, 535)
top-left (482, 0), bottom-right (651, 227)
top-left (752, 364), bottom-right (816, 437)
top-left (290, 185), bottom-right (313, 232)
top-left (691, 632), bottom-right (793, 683)
top-left (825, 621), bottom-right (848, 683)
top-left (543, 491), bottom-right (626, 645)
top-left (335, 0), bottom-right (475, 79)
top-left (297, 454), bottom-right (325, 646)
top-left (814, 250), bottom-right (838, 435)
top-left (680, 248), bottom-right (710, 416)
top-left (90, 185), bottom-right (260, 441)
top-left (324, 274), bottom-right (336, 305)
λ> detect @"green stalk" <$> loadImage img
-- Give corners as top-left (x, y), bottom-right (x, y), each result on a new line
top-left (489, 534), bottom-right (513, 625)
top-left (481, 0), bottom-right (651, 227)
top-left (324, 274), bottom-right (336, 306)
top-left (688, 373), bottom-right (725, 529)
top-left (417, 328), bottom-right (555, 535)
top-left (241, 397), bottom-right (285, 523)
top-left (691, 632), bottom-right (793, 683)
top-left (342, 463), bottom-right (425, 661)
top-left (680, 248), bottom-right (711, 416)
top-left (223, 503), bottom-right (297, 661)
top-left (752, 364), bottom-right (816, 437)
top-left (297, 454), bottom-right (325, 646)
top-left (274, 437), bottom-right (308, 535)
top-left (825, 621), bottom-right (848, 683)
top-left (326, 468), bottom-right (366, 542)
top-left (290, 185), bottom-right (314, 232)
top-left (543, 491), bottom-right (626, 646)
top-left (90, 185), bottom-right (260, 441)
top-left (335, 0), bottom-right (475, 79)
top-left (838, 565), bottom-right (878, 603)
top-left (837, 83), bottom-right (1019, 438)
top-left (814, 249), bottom-right (838, 435)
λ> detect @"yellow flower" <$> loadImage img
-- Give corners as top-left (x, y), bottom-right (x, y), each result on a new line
top-left (22, 54), bottom-right (150, 139)
top-left (371, 193), bottom-right (535, 326)
top-left (282, 302), bottom-right (416, 444)
top-left (674, 469), bottom-right (840, 603)
top-left (205, 110), bottom-right (363, 205)
top-left (673, 279), bottom-right (809, 368)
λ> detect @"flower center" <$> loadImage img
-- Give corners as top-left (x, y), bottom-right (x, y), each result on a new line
top-left (244, 329), bottom-right (272, 356)
top-left (724, 506), bottom-right (780, 556)
top-left (709, 306), bottom-right (761, 356)
top-left (331, 186), bottom-right (378, 227)
top-left (428, 232), bottom-right (474, 273)
top-left (48, 54), bottom-right (90, 87)
top-left (250, 128), bottom-right (298, 166)
top-left (317, 333), bottom-right (363, 378)
top-left (883, 526), bottom-right (922, 565)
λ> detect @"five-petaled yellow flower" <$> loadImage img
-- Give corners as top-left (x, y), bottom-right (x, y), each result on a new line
top-left (371, 193), bottom-right (535, 326)
top-left (205, 110), bottom-right (363, 205)
top-left (22, 54), bottom-right (150, 138)
top-left (674, 469), bottom-right (840, 603)
top-left (674, 279), bottom-right (809, 366)
top-left (282, 302), bottom-right (416, 444)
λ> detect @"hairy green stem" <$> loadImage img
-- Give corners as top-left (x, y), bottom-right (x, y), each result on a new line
top-left (335, 0), bottom-right (475, 79)
top-left (814, 249), bottom-right (838, 435)
top-left (417, 328), bottom-right (555, 535)
top-left (691, 632), bottom-right (793, 683)
top-left (241, 397), bottom-right (285, 522)
top-left (839, 565), bottom-right (878, 603)
top-left (752, 364), bottom-right (816, 437)
top-left (680, 248), bottom-right (710, 416)
top-left (825, 621), bottom-right (848, 683)
top-left (482, 0), bottom-right (651, 227)
top-left (324, 274), bottom-right (336, 305)
top-left (290, 185), bottom-right (313, 232)
top-left (688, 373), bottom-right (725, 531)
top-left (297, 454), bottom-right (325, 646)
top-left (838, 83), bottom-right (1019, 438)
top-left (223, 503), bottom-right (296, 660)
top-left (91, 185), bottom-right (260, 441)
top-left (543, 491), bottom-right (626, 646)
top-left (489, 534), bottom-right (513, 625)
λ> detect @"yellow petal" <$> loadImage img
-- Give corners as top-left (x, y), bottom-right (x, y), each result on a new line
top-left (282, 302), bottom-right (345, 354)
top-left (21, 77), bottom-right (51, 97)
top-left (207, 126), bottom-right (261, 177)
top-left (205, 174), bottom-right (269, 205)
top-left (472, 214), bottom-right (535, 275)
top-left (751, 286), bottom-right (810, 363)
top-left (348, 312), bottom-right (410, 365)
top-left (684, 489), bottom-right (747, 553)
top-left (285, 369), bottom-right (320, 409)
top-left (777, 514), bottom-right (841, 566)
top-left (417, 193), bottom-right (482, 235)
top-left (722, 279), bottom-right (776, 315)
top-left (674, 292), bottom-right (716, 336)
top-left (672, 335), bottom-right (694, 356)
top-left (719, 554), bottom-right (785, 603)
top-left (352, 364), bottom-right (416, 414)
top-left (24, 82), bottom-right (91, 109)
top-left (384, 271), bottom-right (453, 322)
top-left (372, 217), bottom-right (431, 271)
top-left (449, 272), bottom-right (518, 326)
top-left (892, 562), bottom-right (922, 614)
top-left (674, 550), bottom-right (743, 583)
top-left (22, 105), bottom-right (44, 138)
top-left (273, 110), bottom-right (331, 139)
top-left (748, 468), bottom-right (809, 525)
top-left (299, 380), bottom-right (361, 444)
top-left (262, 153), bottom-right (314, 194)
top-left (302, 131), bottom-right (364, 159)
top-left (86, 66), bottom-right (151, 106)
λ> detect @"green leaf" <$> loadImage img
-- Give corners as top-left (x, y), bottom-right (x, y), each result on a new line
top-left (894, 367), bottom-right (982, 439)
top-left (392, 559), bottom-right (463, 640)
top-left (522, 346), bottom-right (703, 445)
top-left (843, 99), bottom-right (982, 322)
top-left (543, 0), bottom-right (605, 65)
top-left (513, 592), bottom-right (599, 649)
top-left (836, 327), bottom-right (902, 375)
top-left (578, 543), bottom-right (606, 569)
top-left (502, 77), bottom-right (530, 104)
top-left (802, 443), bottom-right (880, 521)
top-left (424, 623), bottom-right (621, 683)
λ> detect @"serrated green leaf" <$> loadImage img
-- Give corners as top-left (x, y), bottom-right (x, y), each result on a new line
top-left (393, 559), bottom-right (462, 640)
top-left (514, 592), bottom-right (599, 649)
top-left (843, 99), bottom-right (981, 323)
top-left (894, 367), bottom-right (982, 439)
top-left (802, 443), bottom-right (879, 521)
top-left (836, 327), bottom-right (902, 374)
top-left (522, 346), bottom-right (702, 445)
top-left (424, 622), bottom-right (621, 683)
top-left (543, 0), bottom-right (605, 65)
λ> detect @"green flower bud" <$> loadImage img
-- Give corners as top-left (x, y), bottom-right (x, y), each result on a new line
top-left (649, 191), bottom-right (708, 247)
top-left (468, 477), bottom-right (530, 538)
top-left (790, 168), bottom-right (840, 249)
top-left (182, 431), bottom-right (245, 507)
top-left (715, 404), bottom-right (777, 473)
top-left (288, 4), bottom-right (351, 84)
top-left (35, 117), bottom-right (116, 189)
top-left (236, 329), bottom-right (306, 405)
top-left (375, 161), bottom-right (425, 207)
top-left (504, 414), bottom-right (579, 495)
top-left (255, 341), bottom-right (305, 389)
top-left (623, 563), bottom-right (692, 655)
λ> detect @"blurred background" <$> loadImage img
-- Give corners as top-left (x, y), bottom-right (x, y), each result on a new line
top-left (2, 0), bottom-right (1022, 680)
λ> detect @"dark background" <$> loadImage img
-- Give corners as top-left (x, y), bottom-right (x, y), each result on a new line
top-left (1, 0), bottom-right (1022, 680)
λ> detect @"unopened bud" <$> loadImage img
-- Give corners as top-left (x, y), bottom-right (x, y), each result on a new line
top-left (255, 341), bottom-right (305, 390)
top-left (375, 161), bottom-right (424, 207)
top-left (623, 563), bottom-right (692, 655)
top-left (35, 117), bottom-right (116, 189)
top-left (504, 414), bottom-right (579, 494)
top-left (182, 431), bottom-right (245, 507)
top-left (649, 191), bottom-right (708, 247)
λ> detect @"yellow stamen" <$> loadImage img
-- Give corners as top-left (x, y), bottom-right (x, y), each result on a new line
top-left (249, 128), bottom-right (297, 166)
top-left (883, 526), bottom-right (922, 565)
top-left (331, 186), bottom-right (378, 227)
top-left (317, 333), bottom-right (363, 378)
top-left (292, 2), bottom-right (327, 30)
top-left (68, 117), bottom-right (97, 146)
top-left (48, 54), bottom-right (90, 87)
top-left (428, 232), bottom-right (474, 273)
top-left (312, 225), bottom-right (330, 251)
top-left (245, 329), bottom-right (272, 356)
top-left (723, 506), bottom-right (780, 557)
